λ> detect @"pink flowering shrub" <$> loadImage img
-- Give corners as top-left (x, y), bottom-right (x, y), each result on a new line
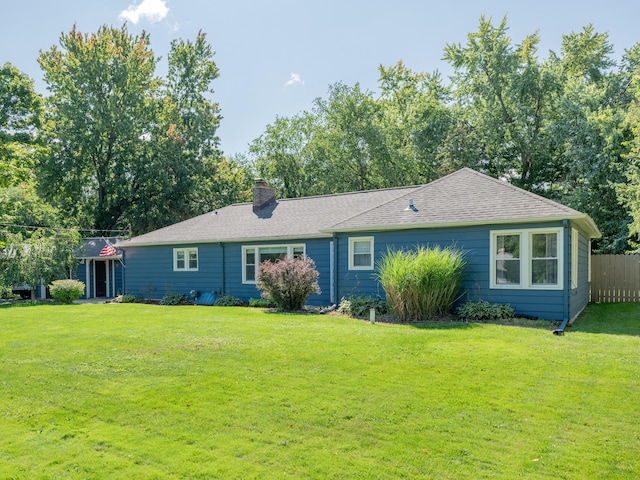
top-left (256, 257), bottom-right (321, 311)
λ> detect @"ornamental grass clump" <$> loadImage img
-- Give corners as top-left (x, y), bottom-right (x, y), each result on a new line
top-left (256, 257), bottom-right (321, 311)
top-left (376, 246), bottom-right (465, 322)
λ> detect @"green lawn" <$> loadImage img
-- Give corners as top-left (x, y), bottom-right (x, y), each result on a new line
top-left (0, 302), bottom-right (638, 479)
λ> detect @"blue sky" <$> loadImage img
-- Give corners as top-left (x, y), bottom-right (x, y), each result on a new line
top-left (2, 1), bottom-right (639, 157)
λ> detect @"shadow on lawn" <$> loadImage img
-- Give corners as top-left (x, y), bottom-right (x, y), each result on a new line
top-left (567, 302), bottom-right (640, 337)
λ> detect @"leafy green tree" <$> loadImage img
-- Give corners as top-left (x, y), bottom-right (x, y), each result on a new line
top-left (0, 63), bottom-right (42, 188)
top-left (2, 229), bottom-right (80, 300)
top-left (443, 15), bottom-right (560, 188)
top-left (310, 82), bottom-right (390, 192)
top-left (616, 44), bottom-right (640, 250)
top-left (549, 28), bottom-right (635, 253)
top-left (123, 31), bottom-right (226, 234)
top-left (37, 26), bottom-right (240, 235)
top-left (250, 113), bottom-right (318, 198)
top-left (377, 61), bottom-right (453, 183)
top-left (38, 24), bottom-right (159, 234)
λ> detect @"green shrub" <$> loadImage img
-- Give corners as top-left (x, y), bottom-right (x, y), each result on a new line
top-left (214, 295), bottom-right (245, 306)
top-left (375, 246), bottom-right (465, 321)
top-left (0, 284), bottom-right (20, 300)
top-left (257, 257), bottom-right (321, 311)
top-left (159, 292), bottom-right (190, 306)
top-left (249, 297), bottom-right (277, 308)
top-left (457, 299), bottom-right (515, 321)
top-left (339, 296), bottom-right (387, 317)
top-left (49, 279), bottom-right (85, 304)
top-left (119, 294), bottom-right (143, 303)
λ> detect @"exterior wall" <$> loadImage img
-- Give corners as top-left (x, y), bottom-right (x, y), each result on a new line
top-left (123, 239), bottom-right (334, 305)
top-left (568, 225), bottom-right (591, 321)
top-left (123, 244), bottom-right (224, 300)
top-left (335, 221), bottom-right (570, 321)
top-left (221, 238), bottom-right (332, 305)
top-left (121, 220), bottom-right (583, 319)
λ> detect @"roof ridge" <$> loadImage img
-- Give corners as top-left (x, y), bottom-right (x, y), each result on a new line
top-left (221, 184), bottom-right (425, 209)
top-left (273, 184), bottom-right (421, 203)
top-left (325, 170), bottom-right (466, 230)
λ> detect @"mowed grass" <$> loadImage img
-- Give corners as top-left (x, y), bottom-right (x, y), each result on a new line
top-left (0, 303), bottom-right (639, 479)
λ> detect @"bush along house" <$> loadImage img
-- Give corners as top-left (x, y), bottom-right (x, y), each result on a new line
top-left (116, 168), bottom-right (600, 322)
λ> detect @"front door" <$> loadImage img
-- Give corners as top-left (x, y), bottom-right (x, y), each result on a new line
top-left (95, 261), bottom-right (107, 297)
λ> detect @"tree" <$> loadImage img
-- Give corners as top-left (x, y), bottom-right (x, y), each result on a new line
top-left (443, 16), bottom-right (560, 189)
top-left (128, 31), bottom-right (225, 231)
top-left (549, 28), bottom-right (634, 253)
top-left (616, 44), bottom-right (640, 250)
top-left (38, 24), bottom-right (159, 234)
top-left (2, 229), bottom-right (80, 300)
top-left (310, 82), bottom-right (390, 192)
top-left (250, 113), bottom-right (318, 198)
top-left (37, 26), bottom-right (240, 235)
top-left (0, 63), bottom-right (42, 188)
top-left (377, 61), bottom-right (453, 183)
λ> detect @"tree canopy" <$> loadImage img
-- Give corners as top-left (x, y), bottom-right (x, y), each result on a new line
top-left (36, 25), bottom-right (248, 236)
top-left (248, 17), bottom-right (640, 253)
top-left (1, 17), bottom-right (640, 258)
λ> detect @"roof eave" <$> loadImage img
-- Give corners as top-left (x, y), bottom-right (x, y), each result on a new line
top-left (118, 233), bottom-right (333, 248)
top-left (322, 214), bottom-right (602, 238)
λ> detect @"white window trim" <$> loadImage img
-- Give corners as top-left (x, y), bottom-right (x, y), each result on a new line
top-left (348, 236), bottom-right (375, 271)
top-left (490, 228), bottom-right (563, 290)
top-left (173, 247), bottom-right (199, 272)
top-left (242, 244), bottom-right (306, 284)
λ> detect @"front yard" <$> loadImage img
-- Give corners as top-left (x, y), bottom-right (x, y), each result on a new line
top-left (0, 302), bottom-right (638, 478)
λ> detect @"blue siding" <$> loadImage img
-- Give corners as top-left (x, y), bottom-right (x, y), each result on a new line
top-left (569, 225), bottom-right (591, 321)
top-left (336, 222), bottom-right (570, 321)
top-left (122, 220), bottom-right (583, 319)
top-left (74, 262), bottom-right (87, 297)
top-left (124, 244), bottom-right (224, 300)
top-left (222, 239), bottom-right (332, 305)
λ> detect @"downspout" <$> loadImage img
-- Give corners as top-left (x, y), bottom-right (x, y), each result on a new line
top-left (553, 220), bottom-right (571, 336)
top-left (219, 242), bottom-right (225, 295)
top-left (332, 233), bottom-right (338, 306)
top-left (121, 251), bottom-right (126, 295)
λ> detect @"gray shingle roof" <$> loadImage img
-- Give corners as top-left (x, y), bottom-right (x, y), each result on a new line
top-left (78, 237), bottom-right (123, 258)
top-left (328, 168), bottom-right (600, 236)
top-left (121, 185), bottom-right (419, 246)
top-left (120, 168), bottom-right (600, 247)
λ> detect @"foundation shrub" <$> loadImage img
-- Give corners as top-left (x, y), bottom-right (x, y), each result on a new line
top-left (257, 257), bottom-right (320, 311)
top-left (49, 279), bottom-right (85, 304)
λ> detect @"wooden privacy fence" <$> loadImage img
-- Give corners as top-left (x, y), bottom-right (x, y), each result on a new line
top-left (590, 255), bottom-right (640, 303)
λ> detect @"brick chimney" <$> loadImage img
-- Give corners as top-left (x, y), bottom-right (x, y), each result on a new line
top-left (253, 178), bottom-right (276, 212)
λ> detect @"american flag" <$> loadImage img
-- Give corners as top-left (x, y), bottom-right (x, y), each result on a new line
top-left (99, 243), bottom-right (117, 256)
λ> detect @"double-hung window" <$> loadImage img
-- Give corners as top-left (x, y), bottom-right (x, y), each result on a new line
top-left (174, 247), bottom-right (198, 271)
top-left (348, 237), bottom-right (374, 270)
top-left (242, 244), bottom-right (305, 283)
top-left (490, 228), bottom-right (562, 289)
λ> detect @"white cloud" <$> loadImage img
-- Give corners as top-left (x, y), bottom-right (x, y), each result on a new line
top-left (119, 0), bottom-right (169, 24)
top-left (285, 73), bottom-right (304, 87)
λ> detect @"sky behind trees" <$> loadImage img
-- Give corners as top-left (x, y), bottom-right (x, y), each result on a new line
top-left (2, 0), bottom-right (640, 157)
